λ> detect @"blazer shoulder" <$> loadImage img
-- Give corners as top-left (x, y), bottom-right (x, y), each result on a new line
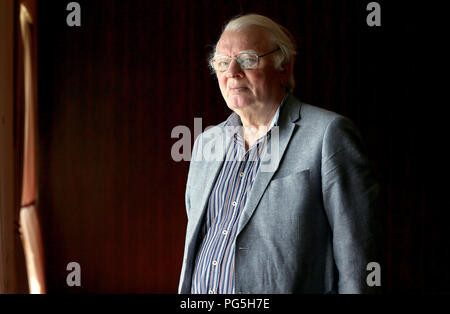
top-left (192, 120), bottom-right (227, 146)
top-left (297, 103), bottom-right (361, 143)
top-left (298, 103), bottom-right (346, 126)
top-left (190, 119), bottom-right (229, 162)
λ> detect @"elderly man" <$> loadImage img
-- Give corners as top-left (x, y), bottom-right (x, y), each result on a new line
top-left (179, 14), bottom-right (382, 294)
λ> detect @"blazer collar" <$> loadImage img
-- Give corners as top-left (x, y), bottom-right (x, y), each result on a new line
top-left (278, 92), bottom-right (301, 125)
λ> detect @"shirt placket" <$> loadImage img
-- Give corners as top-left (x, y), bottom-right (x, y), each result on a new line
top-left (211, 149), bottom-right (250, 294)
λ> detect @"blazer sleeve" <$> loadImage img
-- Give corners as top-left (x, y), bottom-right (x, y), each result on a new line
top-left (185, 132), bottom-right (203, 217)
top-left (321, 116), bottom-right (384, 293)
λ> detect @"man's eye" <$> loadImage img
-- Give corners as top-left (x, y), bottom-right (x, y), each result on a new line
top-left (240, 56), bottom-right (257, 66)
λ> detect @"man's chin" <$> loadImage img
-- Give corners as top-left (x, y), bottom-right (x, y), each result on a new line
top-left (226, 96), bottom-right (254, 110)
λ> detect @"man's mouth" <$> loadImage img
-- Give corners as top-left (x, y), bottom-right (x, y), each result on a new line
top-left (230, 87), bottom-right (248, 92)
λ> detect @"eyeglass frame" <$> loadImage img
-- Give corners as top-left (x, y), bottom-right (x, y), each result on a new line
top-left (210, 47), bottom-right (281, 72)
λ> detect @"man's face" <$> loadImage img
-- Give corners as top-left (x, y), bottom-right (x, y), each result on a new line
top-left (214, 26), bottom-right (286, 116)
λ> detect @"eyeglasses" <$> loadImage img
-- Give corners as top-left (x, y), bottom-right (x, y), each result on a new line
top-left (210, 47), bottom-right (281, 72)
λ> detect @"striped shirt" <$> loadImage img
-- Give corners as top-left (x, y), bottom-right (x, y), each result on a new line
top-left (190, 99), bottom-right (284, 294)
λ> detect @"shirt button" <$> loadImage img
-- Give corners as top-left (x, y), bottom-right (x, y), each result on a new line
top-left (222, 230), bottom-right (228, 236)
top-left (209, 290), bottom-right (214, 294)
top-left (212, 260), bottom-right (218, 266)
top-left (232, 201), bottom-right (237, 206)
top-left (239, 172), bottom-right (244, 178)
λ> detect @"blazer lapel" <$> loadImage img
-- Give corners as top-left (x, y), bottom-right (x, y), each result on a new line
top-left (237, 95), bottom-right (301, 236)
top-left (185, 126), bottom-right (234, 246)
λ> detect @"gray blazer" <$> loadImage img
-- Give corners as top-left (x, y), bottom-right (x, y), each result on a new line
top-left (179, 94), bottom-right (382, 294)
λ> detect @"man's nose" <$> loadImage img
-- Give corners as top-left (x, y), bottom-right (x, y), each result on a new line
top-left (226, 59), bottom-right (244, 78)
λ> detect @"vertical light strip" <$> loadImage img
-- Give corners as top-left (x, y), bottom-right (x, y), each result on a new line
top-left (19, 3), bottom-right (46, 294)
top-left (20, 4), bottom-right (35, 206)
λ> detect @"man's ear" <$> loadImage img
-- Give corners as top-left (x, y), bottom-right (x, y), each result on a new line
top-left (279, 62), bottom-right (292, 86)
top-left (284, 61), bottom-right (294, 75)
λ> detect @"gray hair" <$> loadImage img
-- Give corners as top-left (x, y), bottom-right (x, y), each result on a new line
top-left (211, 14), bottom-right (298, 91)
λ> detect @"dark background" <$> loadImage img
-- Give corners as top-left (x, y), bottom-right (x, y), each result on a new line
top-left (36, 0), bottom-right (447, 293)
